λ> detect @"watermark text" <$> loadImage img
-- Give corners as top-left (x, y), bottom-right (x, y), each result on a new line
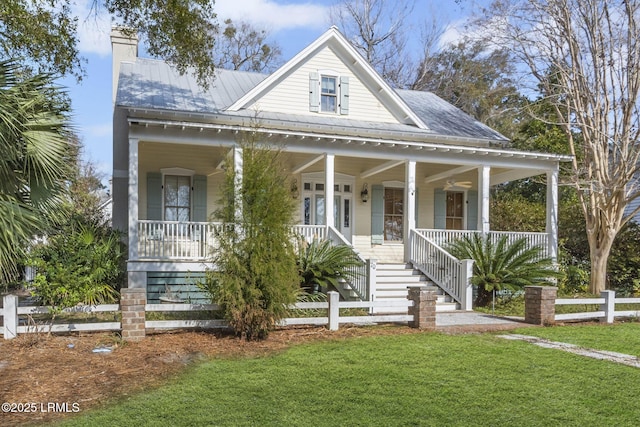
top-left (2, 402), bottom-right (80, 413)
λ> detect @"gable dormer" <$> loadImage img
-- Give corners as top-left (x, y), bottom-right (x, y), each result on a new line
top-left (228, 27), bottom-right (428, 129)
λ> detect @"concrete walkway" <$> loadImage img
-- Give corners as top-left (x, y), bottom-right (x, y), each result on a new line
top-left (435, 311), bottom-right (530, 333)
top-left (499, 334), bottom-right (640, 368)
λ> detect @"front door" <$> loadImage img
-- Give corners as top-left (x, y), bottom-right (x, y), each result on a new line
top-left (384, 187), bottom-right (404, 241)
top-left (446, 191), bottom-right (464, 230)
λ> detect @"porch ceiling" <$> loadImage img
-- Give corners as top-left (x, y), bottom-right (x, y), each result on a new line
top-left (128, 117), bottom-right (572, 172)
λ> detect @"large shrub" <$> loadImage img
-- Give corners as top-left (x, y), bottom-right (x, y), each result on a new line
top-left (447, 234), bottom-right (561, 307)
top-left (203, 139), bottom-right (298, 340)
top-left (28, 223), bottom-right (124, 313)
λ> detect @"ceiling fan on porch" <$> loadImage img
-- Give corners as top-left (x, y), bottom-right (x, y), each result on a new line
top-left (207, 159), bottom-right (227, 176)
top-left (443, 179), bottom-right (472, 191)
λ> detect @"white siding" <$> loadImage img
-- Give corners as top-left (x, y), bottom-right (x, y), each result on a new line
top-left (252, 46), bottom-right (399, 123)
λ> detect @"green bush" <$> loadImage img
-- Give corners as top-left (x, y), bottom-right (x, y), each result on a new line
top-left (608, 221), bottom-right (640, 296)
top-left (203, 140), bottom-right (298, 340)
top-left (28, 223), bottom-right (124, 315)
top-left (297, 238), bottom-right (363, 293)
top-left (447, 234), bottom-right (561, 307)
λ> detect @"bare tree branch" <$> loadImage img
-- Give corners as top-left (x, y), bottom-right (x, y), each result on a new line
top-left (478, 0), bottom-right (640, 292)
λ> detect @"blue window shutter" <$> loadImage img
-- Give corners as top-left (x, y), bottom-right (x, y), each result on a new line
top-left (147, 172), bottom-right (162, 220)
top-left (371, 185), bottom-right (384, 244)
top-left (192, 175), bottom-right (207, 222)
top-left (309, 72), bottom-right (319, 112)
top-left (339, 76), bottom-right (349, 115)
top-left (434, 189), bottom-right (446, 229)
top-left (466, 190), bottom-right (478, 230)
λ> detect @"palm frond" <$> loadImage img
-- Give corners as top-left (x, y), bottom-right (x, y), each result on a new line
top-left (0, 60), bottom-right (74, 286)
top-left (447, 234), bottom-right (562, 306)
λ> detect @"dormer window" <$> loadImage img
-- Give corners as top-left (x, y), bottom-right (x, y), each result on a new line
top-left (309, 71), bottom-right (349, 115)
top-left (321, 76), bottom-right (338, 112)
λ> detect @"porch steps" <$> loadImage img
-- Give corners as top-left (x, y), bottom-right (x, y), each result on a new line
top-left (373, 263), bottom-right (459, 314)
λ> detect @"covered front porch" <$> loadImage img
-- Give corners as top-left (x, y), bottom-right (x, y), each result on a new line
top-left (124, 128), bottom-right (564, 310)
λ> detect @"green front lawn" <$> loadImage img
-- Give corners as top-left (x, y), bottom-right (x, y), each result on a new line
top-left (513, 322), bottom-right (640, 357)
top-left (61, 326), bottom-right (640, 426)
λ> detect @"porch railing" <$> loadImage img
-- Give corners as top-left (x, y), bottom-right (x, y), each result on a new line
top-left (137, 221), bottom-right (227, 259)
top-left (327, 226), bottom-right (370, 301)
top-left (291, 225), bottom-right (327, 244)
top-left (415, 229), bottom-right (550, 259)
top-left (409, 230), bottom-right (474, 310)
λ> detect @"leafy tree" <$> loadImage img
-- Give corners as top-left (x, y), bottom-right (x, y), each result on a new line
top-left (203, 137), bottom-right (298, 340)
top-left (490, 193), bottom-right (545, 232)
top-left (412, 38), bottom-right (523, 137)
top-left (608, 221), bottom-right (640, 296)
top-left (0, 0), bottom-right (218, 84)
top-left (297, 239), bottom-right (364, 294)
top-left (65, 149), bottom-right (111, 228)
top-left (447, 234), bottom-right (561, 307)
top-left (215, 19), bottom-right (282, 73)
top-left (479, 0), bottom-right (640, 293)
top-left (0, 60), bottom-right (75, 287)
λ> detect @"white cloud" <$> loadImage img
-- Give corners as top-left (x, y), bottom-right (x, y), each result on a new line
top-left (214, 0), bottom-right (330, 32)
top-left (84, 123), bottom-right (112, 138)
top-left (73, 1), bottom-right (113, 56)
top-left (438, 18), bottom-right (475, 49)
top-left (70, 0), bottom-right (330, 56)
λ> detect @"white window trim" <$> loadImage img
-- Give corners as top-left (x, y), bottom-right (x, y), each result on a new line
top-left (160, 167), bottom-right (195, 221)
top-left (301, 172), bottom-right (355, 225)
top-left (444, 190), bottom-right (468, 230)
top-left (318, 70), bottom-right (340, 114)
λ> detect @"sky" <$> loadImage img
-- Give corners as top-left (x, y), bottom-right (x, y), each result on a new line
top-left (59, 0), bottom-right (474, 188)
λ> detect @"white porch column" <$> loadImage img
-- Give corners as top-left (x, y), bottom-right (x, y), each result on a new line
top-left (128, 138), bottom-right (139, 261)
top-left (127, 138), bottom-right (145, 289)
top-left (546, 166), bottom-right (559, 261)
top-left (233, 145), bottom-right (243, 224)
top-left (404, 160), bottom-right (416, 261)
top-left (325, 154), bottom-right (335, 228)
top-left (478, 166), bottom-right (490, 233)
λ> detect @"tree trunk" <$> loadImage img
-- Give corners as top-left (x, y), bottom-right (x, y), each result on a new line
top-left (475, 286), bottom-right (493, 307)
top-left (589, 241), bottom-right (613, 294)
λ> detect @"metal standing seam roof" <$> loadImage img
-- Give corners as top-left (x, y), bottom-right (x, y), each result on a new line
top-left (116, 58), bottom-right (509, 143)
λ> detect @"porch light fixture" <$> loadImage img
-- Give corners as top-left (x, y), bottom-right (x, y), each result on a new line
top-left (361, 183), bottom-right (369, 203)
top-left (291, 179), bottom-right (299, 199)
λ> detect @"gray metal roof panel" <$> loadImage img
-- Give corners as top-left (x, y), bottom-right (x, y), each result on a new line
top-left (116, 58), bottom-right (267, 112)
top-left (116, 58), bottom-right (508, 143)
top-left (396, 89), bottom-right (509, 141)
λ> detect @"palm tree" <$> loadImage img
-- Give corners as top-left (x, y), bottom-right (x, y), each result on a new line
top-left (297, 239), bottom-right (364, 293)
top-left (446, 234), bottom-right (561, 307)
top-left (0, 61), bottom-right (74, 286)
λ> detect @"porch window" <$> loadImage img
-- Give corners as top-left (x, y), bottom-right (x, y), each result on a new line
top-left (384, 188), bottom-right (404, 241)
top-left (344, 199), bottom-right (350, 228)
top-left (446, 191), bottom-right (464, 230)
top-left (164, 175), bottom-right (191, 221)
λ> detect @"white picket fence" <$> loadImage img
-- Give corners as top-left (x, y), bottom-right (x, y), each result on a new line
top-left (555, 290), bottom-right (640, 323)
top-left (1, 293), bottom-right (412, 339)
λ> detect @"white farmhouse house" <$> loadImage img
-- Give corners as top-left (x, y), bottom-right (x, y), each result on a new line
top-left (111, 27), bottom-right (571, 310)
